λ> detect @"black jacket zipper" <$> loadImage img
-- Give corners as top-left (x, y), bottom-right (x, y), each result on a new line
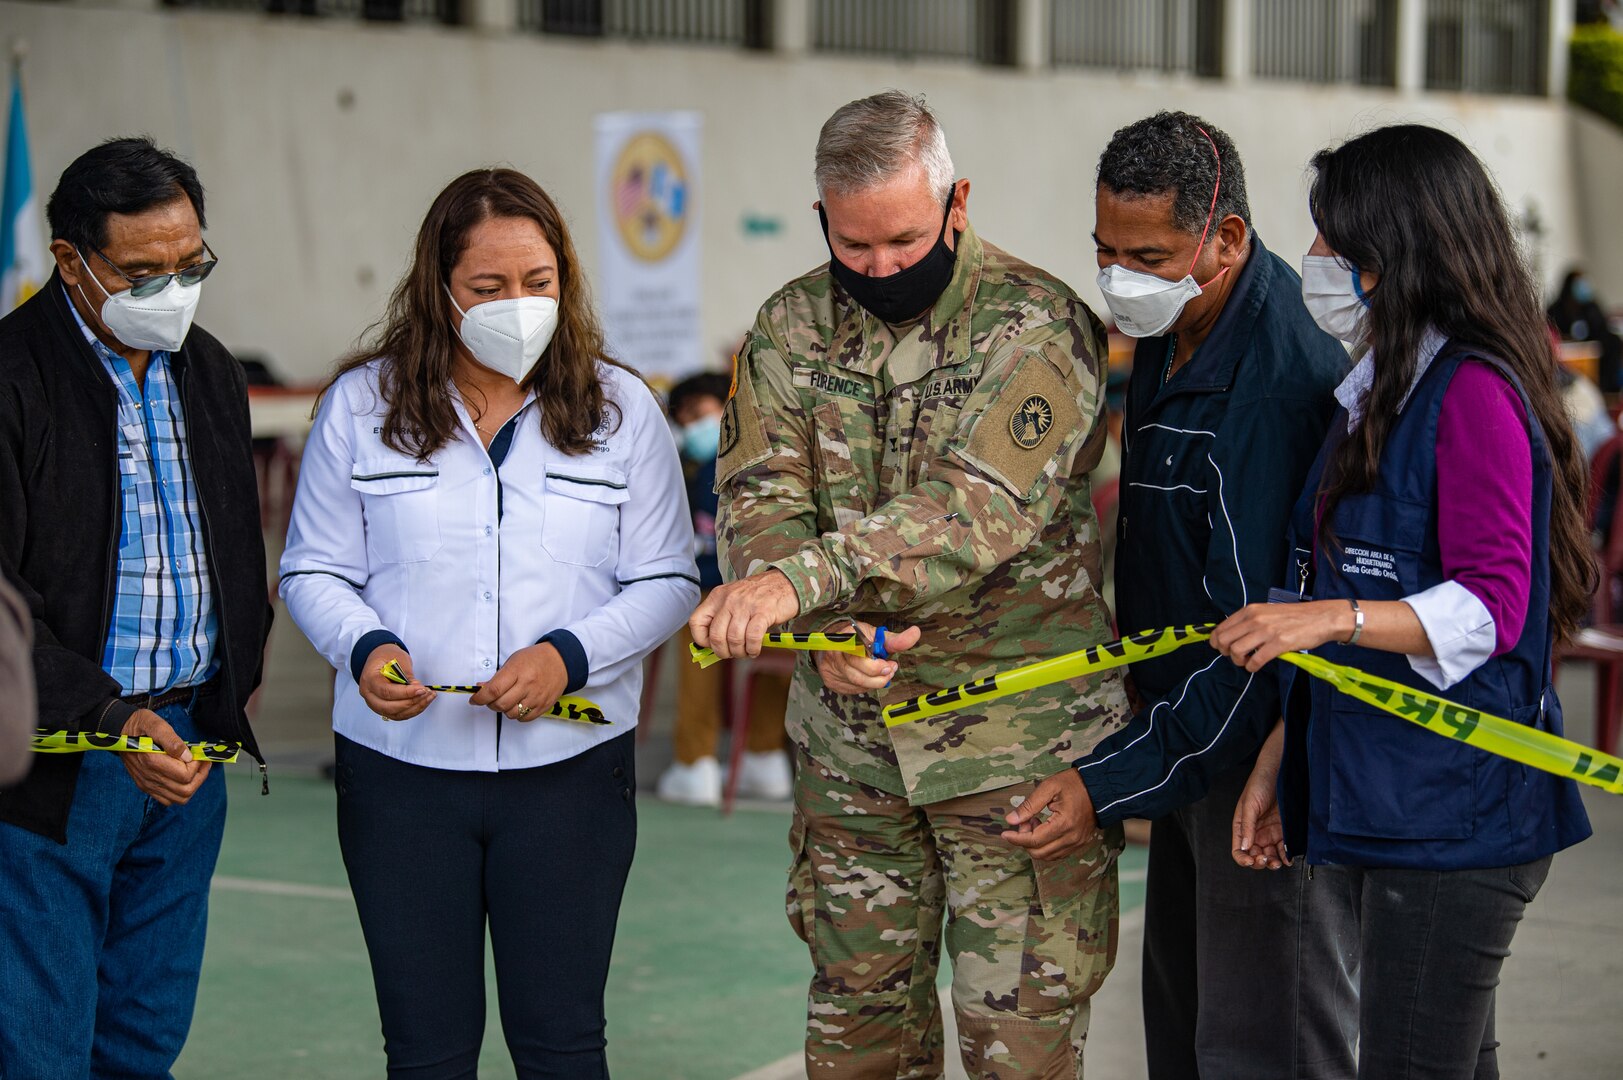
top-left (177, 358), bottom-right (269, 794)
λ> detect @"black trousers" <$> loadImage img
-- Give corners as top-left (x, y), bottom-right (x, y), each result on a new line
top-left (1348, 856), bottom-right (1552, 1080)
top-left (1142, 757), bottom-right (1362, 1080)
top-left (335, 732), bottom-right (638, 1079)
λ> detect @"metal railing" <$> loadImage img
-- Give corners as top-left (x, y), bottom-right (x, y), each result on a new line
top-left (1424, 0), bottom-right (1548, 96)
top-left (812, 0), bottom-right (1016, 65)
top-left (516, 0), bottom-right (768, 45)
top-left (163, 0), bottom-right (460, 23)
top-left (1253, 0), bottom-right (1398, 86)
top-left (1050, 0), bottom-right (1222, 76)
top-left (521, 0), bottom-right (607, 34)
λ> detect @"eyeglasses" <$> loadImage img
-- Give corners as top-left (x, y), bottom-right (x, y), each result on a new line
top-left (83, 240), bottom-right (219, 299)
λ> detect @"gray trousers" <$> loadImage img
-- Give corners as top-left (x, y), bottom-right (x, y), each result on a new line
top-left (1142, 756), bottom-right (1361, 1080)
top-left (1347, 856), bottom-right (1552, 1080)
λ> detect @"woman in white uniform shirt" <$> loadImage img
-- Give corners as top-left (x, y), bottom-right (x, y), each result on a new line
top-left (281, 168), bottom-right (698, 1078)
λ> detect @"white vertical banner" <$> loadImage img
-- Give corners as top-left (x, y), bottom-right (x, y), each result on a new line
top-left (595, 111), bottom-right (702, 380)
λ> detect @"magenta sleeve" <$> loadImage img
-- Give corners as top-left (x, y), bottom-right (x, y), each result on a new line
top-left (1435, 361), bottom-right (1534, 655)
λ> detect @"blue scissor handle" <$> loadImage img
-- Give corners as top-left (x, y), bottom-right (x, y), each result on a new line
top-left (872, 626), bottom-right (889, 661)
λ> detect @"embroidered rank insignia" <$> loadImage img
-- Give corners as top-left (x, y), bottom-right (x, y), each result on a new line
top-left (1009, 394), bottom-right (1054, 449)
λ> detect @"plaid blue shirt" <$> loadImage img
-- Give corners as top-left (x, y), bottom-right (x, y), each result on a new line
top-left (66, 291), bottom-right (218, 694)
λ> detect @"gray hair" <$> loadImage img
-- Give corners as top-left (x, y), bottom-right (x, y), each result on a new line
top-left (814, 91), bottom-right (955, 202)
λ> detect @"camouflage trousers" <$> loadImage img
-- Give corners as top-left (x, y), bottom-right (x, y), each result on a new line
top-left (788, 749), bottom-right (1122, 1079)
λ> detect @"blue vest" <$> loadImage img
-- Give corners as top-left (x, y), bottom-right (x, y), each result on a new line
top-left (1279, 343), bottom-right (1591, 869)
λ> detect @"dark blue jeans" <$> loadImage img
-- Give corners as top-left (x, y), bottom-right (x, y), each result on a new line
top-left (334, 731), bottom-right (638, 1079)
top-left (0, 702), bottom-right (227, 1080)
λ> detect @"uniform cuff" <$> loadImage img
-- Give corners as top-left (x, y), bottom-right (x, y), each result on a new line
top-left (541, 629), bottom-right (589, 695)
top-left (350, 630), bottom-right (408, 684)
top-left (769, 547), bottom-right (844, 615)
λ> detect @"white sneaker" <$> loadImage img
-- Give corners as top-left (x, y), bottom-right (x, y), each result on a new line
top-left (656, 756), bottom-right (721, 807)
top-left (733, 750), bottom-right (793, 801)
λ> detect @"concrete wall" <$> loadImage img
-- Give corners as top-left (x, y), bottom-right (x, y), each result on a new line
top-left (3, 1), bottom-right (1615, 380)
top-left (1571, 107), bottom-right (1623, 308)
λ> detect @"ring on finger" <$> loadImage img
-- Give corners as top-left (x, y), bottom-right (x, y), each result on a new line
top-left (513, 703), bottom-right (532, 720)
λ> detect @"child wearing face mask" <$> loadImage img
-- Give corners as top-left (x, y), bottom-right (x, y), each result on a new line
top-left (655, 372), bottom-right (793, 805)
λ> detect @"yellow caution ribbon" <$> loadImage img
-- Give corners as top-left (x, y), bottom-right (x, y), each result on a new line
top-left (1280, 652), bottom-right (1623, 795)
top-left (687, 631), bottom-right (869, 670)
top-left (378, 658), bottom-right (611, 726)
top-left (32, 729), bottom-right (240, 763)
top-left (880, 623), bottom-right (1623, 796)
top-left (882, 624), bottom-right (1216, 726)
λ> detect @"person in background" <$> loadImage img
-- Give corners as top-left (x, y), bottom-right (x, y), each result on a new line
top-left (655, 371), bottom-right (793, 805)
top-left (1008, 113), bottom-right (1358, 1080)
top-left (1548, 267), bottom-right (1622, 392)
top-left (0, 137), bottom-right (271, 1079)
top-left (1556, 359), bottom-right (1616, 461)
top-left (0, 576), bottom-right (36, 785)
top-left (280, 167), bottom-right (697, 1075)
top-left (1217, 123), bottom-right (1593, 1079)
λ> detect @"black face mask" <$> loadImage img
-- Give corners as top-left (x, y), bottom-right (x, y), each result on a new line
top-left (820, 191), bottom-right (959, 325)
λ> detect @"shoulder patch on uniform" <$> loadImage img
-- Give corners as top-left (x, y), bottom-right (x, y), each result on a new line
top-left (958, 342), bottom-right (1083, 501)
top-left (716, 351), bottom-right (770, 486)
top-left (727, 334), bottom-right (748, 400)
top-left (1008, 394), bottom-right (1053, 449)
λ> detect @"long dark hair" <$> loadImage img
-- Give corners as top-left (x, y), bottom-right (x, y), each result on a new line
top-left (327, 168), bottom-right (622, 459)
top-left (1309, 125), bottom-right (1595, 644)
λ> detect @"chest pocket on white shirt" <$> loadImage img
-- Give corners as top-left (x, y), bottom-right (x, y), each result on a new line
top-left (542, 464), bottom-right (629, 568)
top-left (350, 457), bottom-right (442, 564)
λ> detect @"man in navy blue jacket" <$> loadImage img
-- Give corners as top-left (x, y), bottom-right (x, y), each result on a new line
top-left (1005, 113), bottom-right (1357, 1079)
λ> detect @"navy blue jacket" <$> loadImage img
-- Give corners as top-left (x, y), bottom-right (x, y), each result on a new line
top-left (686, 456), bottom-right (723, 592)
top-left (1279, 345), bottom-right (1591, 869)
top-left (1077, 234), bottom-right (1349, 823)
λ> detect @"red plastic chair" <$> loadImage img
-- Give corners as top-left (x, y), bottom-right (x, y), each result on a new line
top-left (1556, 433), bottom-right (1623, 754)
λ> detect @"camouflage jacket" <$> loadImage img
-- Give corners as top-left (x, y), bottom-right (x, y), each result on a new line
top-left (715, 223), bottom-right (1129, 804)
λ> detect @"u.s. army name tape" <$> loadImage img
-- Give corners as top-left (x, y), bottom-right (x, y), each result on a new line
top-left (687, 631), bottom-right (871, 670)
top-left (32, 729), bottom-right (240, 763)
top-left (879, 623), bottom-right (1623, 796)
top-left (378, 658), bottom-right (610, 726)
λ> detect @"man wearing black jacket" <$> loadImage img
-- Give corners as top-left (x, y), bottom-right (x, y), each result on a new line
top-left (1005, 114), bottom-right (1359, 1078)
top-left (0, 138), bottom-right (270, 1079)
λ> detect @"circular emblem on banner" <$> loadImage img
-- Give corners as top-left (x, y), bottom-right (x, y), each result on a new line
top-left (610, 132), bottom-right (690, 263)
top-left (1009, 394), bottom-right (1054, 449)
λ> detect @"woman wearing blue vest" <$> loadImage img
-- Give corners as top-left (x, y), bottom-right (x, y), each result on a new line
top-left (1209, 125), bottom-right (1593, 1077)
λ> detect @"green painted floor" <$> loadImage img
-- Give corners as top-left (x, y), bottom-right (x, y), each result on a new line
top-left (176, 773), bottom-right (1148, 1080)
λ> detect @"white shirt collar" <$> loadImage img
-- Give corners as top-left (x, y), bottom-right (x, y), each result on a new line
top-left (1333, 326), bottom-right (1450, 432)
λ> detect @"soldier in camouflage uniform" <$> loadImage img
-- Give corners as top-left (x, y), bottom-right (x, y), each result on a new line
top-left (690, 92), bottom-right (1128, 1078)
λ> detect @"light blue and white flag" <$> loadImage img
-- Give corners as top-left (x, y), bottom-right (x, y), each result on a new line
top-left (2, 66), bottom-right (47, 312)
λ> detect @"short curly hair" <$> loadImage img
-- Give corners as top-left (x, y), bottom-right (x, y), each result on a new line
top-left (1096, 112), bottom-right (1250, 236)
